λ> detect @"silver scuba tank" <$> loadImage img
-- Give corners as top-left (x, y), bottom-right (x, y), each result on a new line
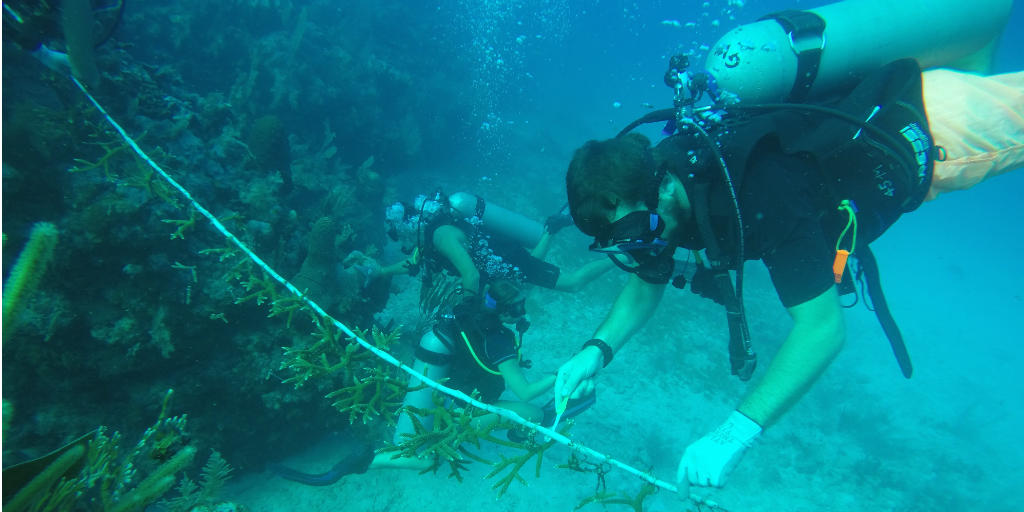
top-left (701, 0), bottom-right (1012, 104)
top-left (449, 192), bottom-right (545, 249)
top-left (392, 331), bottom-right (451, 446)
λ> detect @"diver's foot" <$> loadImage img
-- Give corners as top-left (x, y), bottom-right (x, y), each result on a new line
top-left (507, 429), bottom-right (531, 443)
top-left (267, 443), bottom-right (376, 486)
top-left (353, 263), bottom-right (381, 288)
top-left (544, 203), bottom-right (574, 235)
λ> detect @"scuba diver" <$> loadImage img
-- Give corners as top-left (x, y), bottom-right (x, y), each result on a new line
top-left (268, 279), bottom-right (591, 484)
top-left (551, 0), bottom-right (1021, 500)
top-left (2, 0), bottom-right (126, 87)
top-left (369, 191), bottom-right (621, 298)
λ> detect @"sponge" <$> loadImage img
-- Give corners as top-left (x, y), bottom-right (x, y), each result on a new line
top-left (2, 222), bottom-right (59, 336)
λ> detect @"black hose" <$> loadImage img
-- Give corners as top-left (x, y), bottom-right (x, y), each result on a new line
top-left (856, 246), bottom-right (913, 378)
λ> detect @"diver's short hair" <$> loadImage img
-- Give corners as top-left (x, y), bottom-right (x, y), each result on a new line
top-left (565, 133), bottom-right (654, 237)
top-left (487, 279), bottom-right (522, 305)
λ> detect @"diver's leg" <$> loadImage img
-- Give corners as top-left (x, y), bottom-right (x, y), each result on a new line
top-left (368, 452), bottom-right (435, 471)
top-left (553, 257), bottom-right (618, 293)
top-left (923, 69), bottom-right (1024, 201)
top-left (470, 401), bottom-right (544, 431)
top-left (529, 231), bottom-right (555, 259)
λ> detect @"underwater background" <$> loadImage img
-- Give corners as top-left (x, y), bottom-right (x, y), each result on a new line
top-left (3, 1), bottom-right (1022, 511)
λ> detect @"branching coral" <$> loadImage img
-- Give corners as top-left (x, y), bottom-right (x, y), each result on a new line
top-left (326, 366), bottom-right (406, 425)
top-left (1, 391), bottom-right (198, 512)
top-left (377, 391), bottom-right (570, 496)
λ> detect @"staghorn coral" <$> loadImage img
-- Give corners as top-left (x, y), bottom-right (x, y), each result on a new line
top-left (377, 391), bottom-right (569, 495)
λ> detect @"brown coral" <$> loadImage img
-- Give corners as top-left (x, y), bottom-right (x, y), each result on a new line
top-left (291, 217), bottom-right (338, 309)
top-left (247, 115), bottom-right (292, 194)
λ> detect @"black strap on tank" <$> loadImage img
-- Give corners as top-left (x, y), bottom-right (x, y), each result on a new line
top-left (415, 344), bottom-right (452, 366)
top-left (759, 10), bottom-right (826, 103)
top-left (472, 194), bottom-right (486, 219)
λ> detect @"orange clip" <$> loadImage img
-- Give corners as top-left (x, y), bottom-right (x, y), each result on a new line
top-left (833, 250), bottom-right (850, 283)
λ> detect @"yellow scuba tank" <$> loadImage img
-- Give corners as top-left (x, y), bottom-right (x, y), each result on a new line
top-left (702, 0), bottom-right (1012, 104)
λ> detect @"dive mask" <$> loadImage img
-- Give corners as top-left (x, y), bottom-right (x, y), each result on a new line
top-left (589, 211), bottom-right (669, 264)
top-left (486, 292), bottom-right (527, 321)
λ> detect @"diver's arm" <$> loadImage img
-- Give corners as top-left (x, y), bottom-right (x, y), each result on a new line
top-left (433, 225), bottom-right (481, 295)
top-left (556, 274), bottom-right (665, 400)
top-left (499, 360), bottom-right (557, 402)
top-left (380, 256), bottom-right (417, 278)
top-left (554, 257), bottom-right (618, 293)
top-left (592, 273), bottom-right (666, 352)
top-left (737, 286), bottom-right (845, 427)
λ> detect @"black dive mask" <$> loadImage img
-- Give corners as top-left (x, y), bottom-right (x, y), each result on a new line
top-left (590, 211), bottom-right (668, 262)
top-left (486, 292), bottom-right (527, 319)
top-left (590, 211), bottom-right (674, 284)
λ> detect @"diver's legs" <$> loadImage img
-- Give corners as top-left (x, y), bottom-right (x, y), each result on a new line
top-left (368, 452), bottom-right (435, 471)
top-left (470, 400), bottom-right (544, 430)
top-left (923, 69), bottom-right (1024, 201)
top-left (529, 231), bottom-right (555, 259)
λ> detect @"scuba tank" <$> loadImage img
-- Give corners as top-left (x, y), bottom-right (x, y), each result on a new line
top-left (392, 331), bottom-right (451, 446)
top-left (449, 192), bottom-right (545, 249)
top-left (699, 0), bottom-right (1012, 105)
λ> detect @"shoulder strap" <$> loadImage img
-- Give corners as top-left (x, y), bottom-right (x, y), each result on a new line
top-left (759, 10), bottom-right (826, 103)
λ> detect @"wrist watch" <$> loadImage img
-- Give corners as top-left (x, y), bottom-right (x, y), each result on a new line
top-left (582, 338), bottom-right (613, 368)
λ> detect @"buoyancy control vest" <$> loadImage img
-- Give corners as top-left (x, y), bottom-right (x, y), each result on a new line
top-left (697, 58), bottom-right (935, 253)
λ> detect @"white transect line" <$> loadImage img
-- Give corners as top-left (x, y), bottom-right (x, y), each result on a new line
top-left (71, 77), bottom-right (728, 510)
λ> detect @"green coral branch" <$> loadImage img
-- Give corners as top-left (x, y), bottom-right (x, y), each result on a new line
top-left (162, 207), bottom-right (196, 240)
top-left (326, 367), bottom-right (406, 425)
top-left (68, 139), bottom-right (131, 178)
top-left (199, 246), bottom-right (241, 262)
top-left (234, 270), bottom-right (280, 305)
top-left (482, 425), bottom-right (565, 499)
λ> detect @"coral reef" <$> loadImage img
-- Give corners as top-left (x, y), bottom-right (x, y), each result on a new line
top-left (0, 393), bottom-right (208, 512)
top-left (0, 0), bottom-right (478, 484)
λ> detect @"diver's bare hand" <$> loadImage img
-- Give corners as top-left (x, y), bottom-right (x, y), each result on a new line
top-left (555, 346), bottom-right (603, 405)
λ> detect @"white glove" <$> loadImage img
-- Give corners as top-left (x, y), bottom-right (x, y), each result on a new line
top-left (677, 411), bottom-right (761, 497)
